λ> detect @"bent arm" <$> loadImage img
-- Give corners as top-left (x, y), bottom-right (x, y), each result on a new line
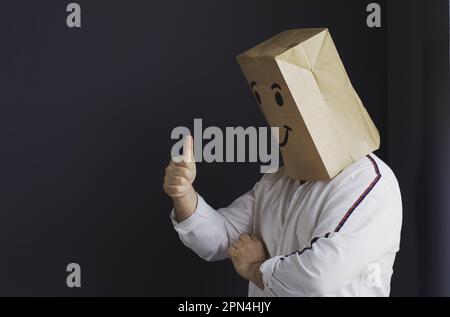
top-left (260, 172), bottom-right (402, 296)
top-left (171, 187), bottom-right (256, 262)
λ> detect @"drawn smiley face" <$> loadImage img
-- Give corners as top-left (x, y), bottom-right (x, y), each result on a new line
top-left (250, 81), bottom-right (293, 148)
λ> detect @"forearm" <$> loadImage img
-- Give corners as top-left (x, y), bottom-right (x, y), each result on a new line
top-left (172, 194), bottom-right (235, 261)
top-left (173, 185), bottom-right (198, 222)
top-left (171, 186), bottom-right (256, 262)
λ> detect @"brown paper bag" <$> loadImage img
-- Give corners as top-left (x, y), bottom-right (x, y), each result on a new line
top-left (237, 28), bottom-right (380, 180)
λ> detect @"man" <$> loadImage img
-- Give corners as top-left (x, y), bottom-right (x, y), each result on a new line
top-left (164, 29), bottom-right (402, 296)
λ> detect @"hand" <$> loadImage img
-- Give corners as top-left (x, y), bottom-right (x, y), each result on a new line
top-left (163, 135), bottom-right (198, 222)
top-left (228, 234), bottom-right (268, 289)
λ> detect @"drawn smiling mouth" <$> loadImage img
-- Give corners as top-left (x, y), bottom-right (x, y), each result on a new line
top-left (279, 125), bottom-right (292, 148)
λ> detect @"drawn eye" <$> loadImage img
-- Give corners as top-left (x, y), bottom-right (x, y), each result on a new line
top-left (275, 91), bottom-right (284, 107)
top-left (271, 83), bottom-right (284, 107)
top-left (250, 82), bottom-right (262, 105)
top-left (254, 91), bottom-right (262, 105)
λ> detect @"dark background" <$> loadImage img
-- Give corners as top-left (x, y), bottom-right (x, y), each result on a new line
top-left (0, 0), bottom-right (448, 296)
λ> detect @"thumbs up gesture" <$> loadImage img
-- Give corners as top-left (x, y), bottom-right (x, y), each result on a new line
top-left (164, 135), bottom-right (198, 221)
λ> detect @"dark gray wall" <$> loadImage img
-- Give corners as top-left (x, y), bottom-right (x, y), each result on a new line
top-left (386, 0), bottom-right (423, 297)
top-left (0, 0), bottom-right (434, 296)
top-left (419, 0), bottom-right (450, 295)
top-left (387, 0), bottom-right (450, 296)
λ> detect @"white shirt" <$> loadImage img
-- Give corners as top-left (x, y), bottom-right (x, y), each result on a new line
top-left (171, 154), bottom-right (402, 297)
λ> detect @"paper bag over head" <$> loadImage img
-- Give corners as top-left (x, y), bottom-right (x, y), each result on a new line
top-left (236, 28), bottom-right (380, 181)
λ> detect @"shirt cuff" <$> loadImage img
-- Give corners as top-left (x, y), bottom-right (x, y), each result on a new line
top-left (260, 256), bottom-right (283, 294)
top-left (170, 194), bottom-right (214, 235)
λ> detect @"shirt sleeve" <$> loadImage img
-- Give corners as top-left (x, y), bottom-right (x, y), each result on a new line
top-left (170, 182), bottom-right (258, 262)
top-left (259, 161), bottom-right (402, 297)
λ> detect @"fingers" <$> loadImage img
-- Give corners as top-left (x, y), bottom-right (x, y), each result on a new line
top-left (239, 233), bottom-right (261, 243)
top-left (239, 234), bottom-right (252, 243)
top-left (164, 135), bottom-right (198, 199)
top-left (173, 135), bottom-right (195, 168)
top-left (182, 135), bottom-right (194, 163)
top-left (163, 184), bottom-right (188, 198)
top-left (172, 159), bottom-right (195, 173)
top-left (165, 163), bottom-right (195, 181)
top-left (227, 247), bottom-right (236, 258)
top-left (229, 234), bottom-right (266, 262)
top-left (163, 162), bottom-right (194, 198)
top-left (230, 234), bottom-right (253, 251)
top-left (250, 234), bottom-right (260, 241)
top-left (165, 174), bottom-right (190, 186)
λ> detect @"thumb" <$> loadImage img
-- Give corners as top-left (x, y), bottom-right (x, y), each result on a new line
top-left (182, 135), bottom-right (195, 163)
